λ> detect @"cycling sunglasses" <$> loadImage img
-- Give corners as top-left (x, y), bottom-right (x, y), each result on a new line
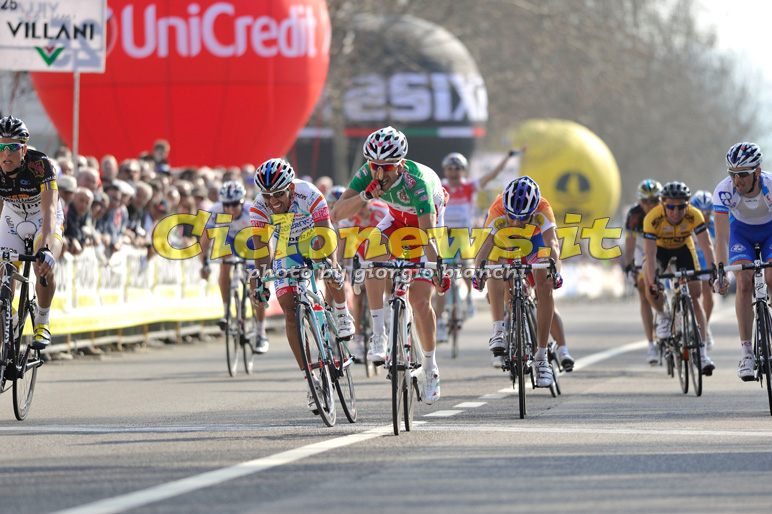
top-left (507, 212), bottom-right (531, 221)
top-left (664, 203), bottom-right (687, 211)
top-left (0, 142), bottom-right (24, 152)
top-left (727, 169), bottom-right (755, 179)
top-left (368, 161), bottom-right (401, 173)
top-left (222, 200), bottom-right (242, 207)
top-left (261, 188), bottom-right (289, 200)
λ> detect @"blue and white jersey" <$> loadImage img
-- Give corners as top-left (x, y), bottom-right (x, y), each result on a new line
top-left (713, 171), bottom-right (772, 225)
top-left (205, 202), bottom-right (253, 244)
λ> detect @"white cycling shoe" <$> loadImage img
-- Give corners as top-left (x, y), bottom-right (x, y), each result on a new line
top-left (534, 360), bottom-right (553, 388)
top-left (336, 313), bottom-right (355, 338)
top-left (367, 333), bottom-right (389, 364)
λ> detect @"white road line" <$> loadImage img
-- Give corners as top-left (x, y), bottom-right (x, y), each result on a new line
top-left (479, 393), bottom-right (510, 399)
top-left (415, 424), bottom-right (772, 438)
top-left (570, 339), bottom-right (648, 372)
top-left (423, 410), bottom-right (463, 417)
top-left (453, 402), bottom-right (487, 408)
top-left (52, 425), bottom-right (394, 514)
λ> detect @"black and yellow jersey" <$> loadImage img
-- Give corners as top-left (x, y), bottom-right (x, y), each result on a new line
top-left (643, 204), bottom-right (706, 249)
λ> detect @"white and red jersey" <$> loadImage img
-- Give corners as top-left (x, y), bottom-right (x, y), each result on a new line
top-left (339, 200), bottom-right (389, 229)
top-left (249, 179), bottom-right (329, 248)
top-left (442, 178), bottom-right (480, 228)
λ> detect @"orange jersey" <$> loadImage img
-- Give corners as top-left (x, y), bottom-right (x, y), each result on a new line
top-left (484, 195), bottom-right (556, 237)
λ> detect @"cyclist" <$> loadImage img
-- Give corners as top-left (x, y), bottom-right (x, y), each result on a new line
top-left (473, 176), bottom-right (564, 387)
top-left (0, 116), bottom-right (62, 349)
top-left (690, 190), bottom-right (716, 349)
top-left (334, 196), bottom-right (390, 362)
top-left (436, 150), bottom-right (517, 342)
top-left (330, 126), bottom-right (448, 405)
top-left (248, 158), bottom-right (354, 413)
top-left (713, 142), bottom-right (772, 381)
top-left (200, 181), bottom-right (268, 354)
top-left (623, 179), bottom-right (663, 364)
top-left (642, 181), bottom-right (716, 375)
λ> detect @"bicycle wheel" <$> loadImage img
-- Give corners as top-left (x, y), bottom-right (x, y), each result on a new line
top-left (333, 337), bottom-right (357, 423)
top-left (390, 301), bottom-right (406, 435)
top-left (224, 290), bottom-right (240, 377)
top-left (360, 295), bottom-right (375, 378)
top-left (515, 299), bottom-right (527, 419)
top-left (757, 303), bottom-right (772, 415)
top-left (241, 287), bottom-right (256, 375)
top-left (404, 316), bottom-right (420, 432)
top-left (13, 327), bottom-right (39, 421)
top-left (297, 304), bottom-right (336, 427)
top-left (0, 308), bottom-right (8, 393)
top-left (450, 283), bottom-right (460, 359)
top-left (683, 298), bottom-right (702, 397)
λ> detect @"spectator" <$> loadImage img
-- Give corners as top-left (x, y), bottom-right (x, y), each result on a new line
top-left (207, 183), bottom-right (221, 204)
top-left (101, 155), bottom-right (119, 181)
top-left (54, 145), bottom-right (72, 160)
top-left (153, 139), bottom-right (170, 165)
top-left (64, 187), bottom-right (94, 256)
top-left (77, 167), bottom-right (100, 192)
top-left (127, 181), bottom-right (152, 246)
top-left (95, 183), bottom-right (129, 256)
top-left (86, 156), bottom-right (99, 170)
top-left (315, 175), bottom-right (333, 196)
top-left (75, 154), bottom-right (88, 172)
top-left (58, 157), bottom-right (75, 176)
top-left (57, 175), bottom-right (77, 209)
top-left (118, 158), bottom-right (141, 185)
top-left (192, 186), bottom-right (210, 211)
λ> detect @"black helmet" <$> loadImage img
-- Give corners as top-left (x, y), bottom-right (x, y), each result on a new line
top-left (0, 116), bottom-right (29, 142)
top-left (661, 181), bottom-right (690, 200)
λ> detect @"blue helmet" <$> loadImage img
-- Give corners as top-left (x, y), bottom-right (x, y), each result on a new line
top-left (726, 142), bottom-right (762, 169)
top-left (218, 181), bottom-right (246, 203)
top-left (325, 185), bottom-right (346, 204)
top-left (503, 176), bottom-right (541, 217)
top-left (690, 190), bottom-right (713, 212)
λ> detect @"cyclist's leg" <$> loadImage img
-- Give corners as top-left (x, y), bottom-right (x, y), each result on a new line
top-left (216, 262), bottom-right (232, 328)
top-left (409, 278), bottom-right (441, 404)
top-left (31, 207), bottom-right (64, 347)
top-left (486, 257), bottom-right (508, 354)
top-left (728, 223), bottom-right (758, 359)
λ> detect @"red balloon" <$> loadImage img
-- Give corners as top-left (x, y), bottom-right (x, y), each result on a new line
top-left (31, 0), bottom-right (330, 168)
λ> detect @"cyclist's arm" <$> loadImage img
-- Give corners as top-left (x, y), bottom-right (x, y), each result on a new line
top-left (477, 153), bottom-right (512, 189)
top-left (541, 226), bottom-right (561, 273)
top-left (39, 188), bottom-right (58, 252)
top-left (695, 229), bottom-right (716, 270)
top-left (475, 232), bottom-right (495, 267)
top-left (313, 218), bottom-right (339, 268)
top-left (643, 238), bottom-right (657, 289)
top-left (199, 227), bottom-right (211, 265)
top-left (624, 235), bottom-right (636, 268)
top-left (713, 211), bottom-right (730, 265)
top-left (331, 188), bottom-right (366, 223)
top-left (418, 212), bottom-right (439, 263)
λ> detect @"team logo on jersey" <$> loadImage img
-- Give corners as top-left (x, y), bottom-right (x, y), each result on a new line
top-left (718, 191), bottom-right (732, 206)
top-left (397, 189), bottom-right (409, 203)
top-left (28, 160), bottom-right (46, 178)
top-left (534, 212), bottom-right (545, 226)
top-left (403, 174), bottom-right (416, 189)
top-left (494, 218), bottom-right (507, 230)
top-left (731, 243), bottom-right (745, 252)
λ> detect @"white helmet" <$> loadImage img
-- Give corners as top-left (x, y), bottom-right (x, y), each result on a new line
top-left (442, 152), bottom-right (468, 169)
top-left (218, 181), bottom-right (246, 203)
top-left (254, 158), bottom-right (295, 192)
top-left (362, 126), bottom-right (408, 162)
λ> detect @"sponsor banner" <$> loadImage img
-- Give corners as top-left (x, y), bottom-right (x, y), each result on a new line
top-left (0, 0), bottom-right (106, 72)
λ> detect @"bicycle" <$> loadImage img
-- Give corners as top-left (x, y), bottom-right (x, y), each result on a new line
top-left (443, 260), bottom-right (467, 359)
top-left (255, 259), bottom-right (356, 427)
top-left (0, 233), bottom-right (45, 421)
top-left (222, 258), bottom-right (257, 377)
top-left (479, 259), bottom-right (559, 419)
top-left (721, 243), bottom-right (772, 415)
top-left (354, 259), bottom-right (440, 435)
top-left (654, 267), bottom-right (713, 396)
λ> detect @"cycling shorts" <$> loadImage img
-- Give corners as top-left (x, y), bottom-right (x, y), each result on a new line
top-left (272, 245), bottom-right (305, 298)
top-left (371, 204), bottom-right (446, 285)
top-left (654, 245), bottom-right (699, 272)
top-left (728, 219), bottom-right (772, 264)
top-left (0, 203), bottom-right (64, 254)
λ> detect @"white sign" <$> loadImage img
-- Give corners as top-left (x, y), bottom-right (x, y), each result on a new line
top-left (0, 0), bottom-right (106, 72)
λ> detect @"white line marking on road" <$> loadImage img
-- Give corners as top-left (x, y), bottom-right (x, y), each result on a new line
top-left (453, 402), bottom-right (487, 408)
top-left (479, 393), bottom-right (510, 399)
top-left (51, 425), bottom-right (394, 514)
top-left (570, 339), bottom-right (648, 372)
top-left (423, 410), bottom-right (463, 417)
top-left (415, 424), bottom-right (772, 438)
top-left (498, 387), bottom-right (517, 393)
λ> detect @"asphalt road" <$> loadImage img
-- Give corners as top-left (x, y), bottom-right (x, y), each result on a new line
top-left (2, 295), bottom-right (771, 514)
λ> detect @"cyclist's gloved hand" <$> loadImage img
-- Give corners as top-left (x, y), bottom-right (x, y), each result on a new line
top-left (552, 272), bottom-right (563, 289)
top-left (251, 284), bottom-right (270, 304)
top-left (200, 265), bottom-right (210, 279)
top-left (624, 264), bottom-right (637, 287)
top-left (37, 247), bottom-right (55, 268)
top-left (437, 273), bottom-right (451, 294)
top-left (359, 179), bottom-right (381, 201)
top-left (472, 269), bottom-right (486, 291)
top-left (328, 267), bottom-right (345, 290)
top-left (648, 284), bottom-right (660, 297)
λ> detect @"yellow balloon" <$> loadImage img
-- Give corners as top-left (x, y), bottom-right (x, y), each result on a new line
top-left (511, 119), bottom-right (620, 228)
